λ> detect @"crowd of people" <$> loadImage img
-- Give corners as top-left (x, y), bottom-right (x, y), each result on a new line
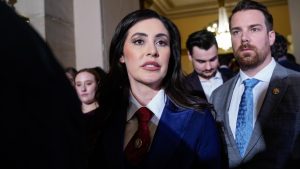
top-left (3, 0), bottom-right (300, 169)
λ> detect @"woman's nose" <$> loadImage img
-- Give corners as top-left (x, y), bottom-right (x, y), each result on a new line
top-left (81, 85), bottom-right (86, 91)
top-left (146, 43), bottom-right (159, 57)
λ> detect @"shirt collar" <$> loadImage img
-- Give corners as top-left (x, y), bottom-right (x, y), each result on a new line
top-left (200, 70), bottom-right (222, 82)
top-left (239, 58), bottom-right (276, 83)
top-left (127, 89), bottom-right (166, 122)
top-left (215, 71), bottom-right (222, 79)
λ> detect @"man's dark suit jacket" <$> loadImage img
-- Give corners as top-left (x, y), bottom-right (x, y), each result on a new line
top-left (0, 2), bottom-right (87, 169)
top-left (185, 71), bottom-right (231, 101)
top-left (210, 64), bottom-right (300, 169)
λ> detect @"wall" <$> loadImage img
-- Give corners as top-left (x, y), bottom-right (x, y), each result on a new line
top-left (13, 0), bottom-right (139, 71)
top-left (45, 0), bottom-right (75, 68)
top-left (101, 0), bottom-right (140, 70)
top-left (288, 0), bottom-right (300, 63)
top-left (14, 0), bottom-right (45, 38)
top-left (74, 0), bottom-right (103, 70)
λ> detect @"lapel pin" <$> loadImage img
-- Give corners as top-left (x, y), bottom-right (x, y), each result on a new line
top-left (272, 88), bottom-right (280, 95)
top-left (134, 138), bottom-right (143, 149)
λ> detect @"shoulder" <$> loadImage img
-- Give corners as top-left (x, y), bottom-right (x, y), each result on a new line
top-left (185, 71), bottom-right (197, 80)
top-left (274, 64), bottom-right (300, 82)
top-left (210, 74), bottom-right (238, 104)
top-left (213, 74), bottom-right (237, 94)
top-left (219, 69), bottom-right (234, 81)
top-left (165, 97), bottom-right (215, 122)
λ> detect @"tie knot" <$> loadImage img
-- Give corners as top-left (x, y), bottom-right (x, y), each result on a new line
top-left (136, 107), bottom-right (153, 124)
top-left (243, 78), bottom-right (259, 89)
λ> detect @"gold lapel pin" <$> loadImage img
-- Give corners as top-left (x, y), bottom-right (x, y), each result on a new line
top-left (272, 88), bottom-right (280, 95)
top-left (134, 138), bottom-right (143, 149)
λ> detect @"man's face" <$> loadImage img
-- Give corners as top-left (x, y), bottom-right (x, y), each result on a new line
top-left (230, 9), bottom-right (275, 71)
top-left (188, 45), bottom-right (219, 79)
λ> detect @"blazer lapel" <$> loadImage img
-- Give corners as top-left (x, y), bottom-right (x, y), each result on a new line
top-left (244, 64), bottom-right (288, 158)
top-left (221, 76), bottom-right (244, 159)
top-left (190, 71), bottom-right (204, 92)
top-left (145, 98), bottom-right (190, 169)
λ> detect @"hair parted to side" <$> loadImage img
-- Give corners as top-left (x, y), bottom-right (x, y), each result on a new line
top-left (186, 29), bottom-right (218, 55)
top-left (101, 9), bottom-right (210, 115)
top-left (229, 0), bottom-right (273, 32)
top-left (108, 9), bottom-right (181, 92)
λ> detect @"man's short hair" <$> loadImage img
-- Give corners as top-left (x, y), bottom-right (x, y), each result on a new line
top-left (186, 29), bottom-right (218, 55)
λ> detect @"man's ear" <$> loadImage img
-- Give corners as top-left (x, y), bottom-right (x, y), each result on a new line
top-left (269, 30), bottom-right (276, 46)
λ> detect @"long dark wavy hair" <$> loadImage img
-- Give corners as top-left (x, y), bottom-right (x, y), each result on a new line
top-left (100, 9), bottom-right (210, 120)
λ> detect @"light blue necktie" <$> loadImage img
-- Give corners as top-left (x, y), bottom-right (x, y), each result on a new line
top-left (235, 78), bottom-right (259, 156)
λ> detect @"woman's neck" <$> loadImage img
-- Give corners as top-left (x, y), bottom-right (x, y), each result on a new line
top-left (130, 84), bottom-right (160, 106)
top-left (82, 101), bottom-right (99, 114)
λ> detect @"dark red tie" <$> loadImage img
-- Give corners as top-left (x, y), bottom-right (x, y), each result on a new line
top-left (125, 107), bottom-right (153, 166)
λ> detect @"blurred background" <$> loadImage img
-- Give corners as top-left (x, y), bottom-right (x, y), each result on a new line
top-left (4, 0), bottom-right (298, 74)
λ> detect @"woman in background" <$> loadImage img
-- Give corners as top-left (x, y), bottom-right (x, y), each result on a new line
top-left (75, 68), bottom-right (102, 114)
top-left (75, 68), bottom-right (107, 160)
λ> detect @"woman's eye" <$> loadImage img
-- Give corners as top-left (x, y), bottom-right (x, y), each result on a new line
top-left (133, 39), bottom-right (144, 45)
top-left (156, 40), bottom-right (168, 46)
top-left (86, 82), bottom-right (93, 86)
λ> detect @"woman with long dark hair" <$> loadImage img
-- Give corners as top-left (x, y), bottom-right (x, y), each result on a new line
top-left (91, 9), bottom-right (222, 169)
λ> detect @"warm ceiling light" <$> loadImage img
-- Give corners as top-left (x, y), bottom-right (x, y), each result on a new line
top-left (207, 0), bottom-right (231, 51)
top-left (216, 0), bottom-right (231, 51)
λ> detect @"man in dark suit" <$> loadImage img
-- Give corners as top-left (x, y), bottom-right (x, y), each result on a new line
top-left (185, 29), bottom-right (231, 101)
top-left (0, 2), bottom-right (87, 169)
top-left (210, 0), bottom-right (300, 168)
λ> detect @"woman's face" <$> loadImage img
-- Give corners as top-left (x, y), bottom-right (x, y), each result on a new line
top-left (120, 18), bottom-right (170, 90)
top-left (75, 71), bottom-right (98, 104)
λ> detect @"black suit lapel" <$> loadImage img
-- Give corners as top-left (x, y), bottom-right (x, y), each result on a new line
top-left (186, 71), bottom-right (207, 100)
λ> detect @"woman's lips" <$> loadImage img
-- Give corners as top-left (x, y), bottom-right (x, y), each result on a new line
top-left (142, 61), bottom-right (160, 71)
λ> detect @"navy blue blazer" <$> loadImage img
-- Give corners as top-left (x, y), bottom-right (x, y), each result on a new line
top-left (91, 97), bottom-right (222, 169)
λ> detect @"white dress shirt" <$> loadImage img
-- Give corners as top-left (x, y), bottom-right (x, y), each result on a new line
top-left (124, 89), bottom-right (166, 148)
top-left (228, 58), bottom-right (276, 138)
top-left (200, 71), bottom-right (224, 100)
